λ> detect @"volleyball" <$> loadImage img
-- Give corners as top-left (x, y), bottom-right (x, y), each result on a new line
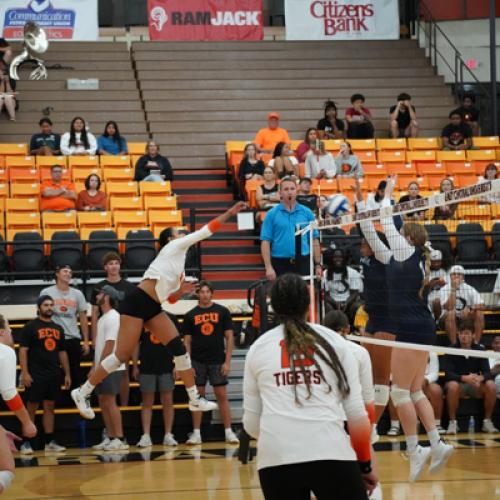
top-left (326, 194), bottom-right (351, 217)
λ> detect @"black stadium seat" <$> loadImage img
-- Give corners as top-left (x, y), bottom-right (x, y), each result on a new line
top-left (88, 230), bottom-right (119, 270)
top-left (12, 232), bottom-right (44, 273)
top-left (50, 231), bottom-right (83, 271)
top-left (425, 224), bottom-right (453, 261)
top-left (456, 223), bottom-right (488, 264)
top-left (492, 222), bottom-right (500, 260)
top-left (124, 229), bottom-right (156, 272)
top-left (0, 235), bottom-right (7, 273)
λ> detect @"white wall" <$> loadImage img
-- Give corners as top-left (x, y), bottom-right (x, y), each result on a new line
top-left (417, 19), bottom-right (500, 83)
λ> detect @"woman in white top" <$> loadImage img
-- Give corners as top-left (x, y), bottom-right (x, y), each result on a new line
top-left (60, 116), bottom-right (97, 156)
top-left (244, 273), bottom-right (377, 500)
top-left (268, 142), bottom-right (299, 179)
top-left (478, 163), bottom-right (500, 204)
top-left (304, 140), bottom-right (337, 179)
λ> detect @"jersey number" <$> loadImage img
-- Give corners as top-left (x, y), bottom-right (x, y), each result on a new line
top-left (279, 339), bottom-right (314, 369)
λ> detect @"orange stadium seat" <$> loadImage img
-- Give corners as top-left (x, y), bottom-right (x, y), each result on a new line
top-left (348, 139), bottom-right (376, 151)
top-left (139, 181), bottom-right (171, 197)
top-left (127, 143), bottom-right (148, 155)
top-left (377, 150), bottom-right (406, 164)
top-left (0, 144), bottom-right (28, 155)
top-left (67, 155), bottom-right (99, 169)
top-left (6, 227), bottom-right (41, 243)
top-left (113, 210), bottom-right (148, 231)
top-left (436, 150), bottom-right (466, 164)
top-left (456, 204), bottom-right (491, 221)
top-left (0, 169), bottom-right (6, 183)
top-left (407, 150), bottom-right (437, 171)
top-left (42, 211), bottom-right (77, 231)
top-left (386, 162), bottom-right (417, 176)
top-left (5, 198), bottom-right (39, 213)
top-left (6, 212), bottom-right (40, 232)
top-left (10, 183), bottom-right (40, 198)
top-left (102, 168), bottom-right (134, 182)
top-left (40, 167), bottom-right (71, 182)
top-left (106, 181), bottom-right (138, 197)
top-left (454, 174), bottom-right (478, 188)
top-left (72, 167), bottom-right (102, 183)
top-left (491, 204), bottom-right (500, 219)
top-left (5, 155), bottom-right (36, 168)
top-left (0, 183), bottom-right (8, 199)
top-left (144, 195), bottom-right (178, 211)
top-left (408, 138), bottom-right (440, 150)
top-left (9, 168), bottom-right (39, 183)
top-left (472, 136), bottom-right (499, 149)
top-left (471, 160), bottom-right (499, 175)
top-left (109, 196), bottom-right (143, 211)
top-left (35, 155), bottom-right (67, 168)
top-left (244, 179), bottom-right (263, 208)
top-left (0, 158), bottom-right (4, 169)
top-left (149, 210), bottom-right (183, 237)
top-left (376, 138), bottom-right (407, 151)
top-left (77, 211), bottom-right (113, 232)
top-left (355, 150), bottom-right (377, 164)
top-left (100, 155), bottom-right (131, 169)
top-left (363, 163), bottom-right (388, 178)
top-left (466, 149), bottom-right (496, 162)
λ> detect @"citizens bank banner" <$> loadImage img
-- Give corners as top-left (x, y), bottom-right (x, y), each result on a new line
top-left (285, 0), bottom-right (399, 41)
top-left (0, 0), bottom-right (98, 40)
top-left (148, 0), bottom-right (263, 41)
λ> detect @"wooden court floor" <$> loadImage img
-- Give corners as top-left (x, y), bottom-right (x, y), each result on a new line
top-left (6, 434), bottom-right (500, 499)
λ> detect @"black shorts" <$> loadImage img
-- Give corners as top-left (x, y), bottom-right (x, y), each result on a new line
top-left (395, 318), bottom-right (436, 346)
top-left (365, 316), bottom-right (397, 335)
top-left (119, 286), bottom-right (162, 322)
top-left (192, 360), bottom-right (228, 387)
top-left (24, 376), bottom-right (61, 403)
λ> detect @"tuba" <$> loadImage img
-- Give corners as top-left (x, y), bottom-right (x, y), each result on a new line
top-left (10, 21), bottom-right (49, 80)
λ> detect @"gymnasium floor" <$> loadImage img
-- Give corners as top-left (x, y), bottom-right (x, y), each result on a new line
top-left (7, 434), bottom-right (500, 499)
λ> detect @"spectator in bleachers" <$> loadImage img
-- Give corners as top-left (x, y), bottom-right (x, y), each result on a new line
top-left (441, 111), bottom-right (473, 151)
top-left (76, 174), bottom-right (107, 212)
top-left (295, 128), bottom-right (318, 163)
top-left (40, 164), bottom-right (77, 212)
top-left (0, 67), bottom-right (16, 121)
top-left (29, 118), bottom-right (61, 156)
top-left (453, 92), bottom-right (480, 136)
top-left (478, 164), bottom-right (500, 204)
top-left (345, 93), bottom-right (374, 139)
top-left (323, 247), bottom-right (363, 322)
top-left (334, 141), bottom-right (364, 178)
top-left (494, 271), bottom-right (500, 308)
top-left (134, 141), bottom-right (173, 182)
top-left (398, 181), bottom-right (425, 221)
top-left (433, 178), bottom-right (458, 220)
top-left (239, 143), bottom-right (264, 182)
top-left (296, 177), bottom-right (318, 215)
top-left (427, 249), bottom-right (449, 320)
top-left (256, 166), bottom-right (280, 210)
top-left (254, 112), bottom-right (290, 154)
top-left (443, 320), bottom-right (498, 434)
top-left (60, 117), bottom-right (97, 156)
top-left (19, 295), bottom-right (71, 454)
top-left (40, 265), bottom-right (89, 389)
top-left (97, 121), bottom-right (128, 156)
top-left (91, 286), bottom-right (128, 452)
top-left (389, 93), bottom-right (418, 139)
top-left (0, 37), bottom-right (12, 66)
top-left (183, 281), bottom-right (239, 445)
top-left (440, 265), bottom-right (485, 344)
top-left (317, 100), bottom-right (345, 140)
top-left (489, 335), bottom-right (500, 399)
top-left (134, 312), bottom-right (178, 448)
top-left (305, 140), bottom-right (337, 179)
top-left (268, 142), bottom-right (299, 179)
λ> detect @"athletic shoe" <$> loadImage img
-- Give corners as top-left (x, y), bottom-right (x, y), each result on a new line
top-left (225, 429), bottom-right (240, 444)
top-left (436, 425), bottom-right (446, 435)
top-left (386, 426), bottom-right (400, 436)
top-left (71, 388), bottom-right (95, 419)
top-left (186, 432), bottom-right (202, 445)
top-left (45, 441), bottom-right (66, 452)
top-left (408, 445), bottom-right (431, 482)
top-left (93, 438), bottom-right (111, 450)
top-left (188, 397), bottom-right (218, 412)
top-left (371, 425), bottom-right (380, 445)
top-left (446, 420), bottom-right (458, 435)
top-left (104, 438), bottom-right (129, 451)
top-left (429, 441), bottom-right (454, 474)
top-left (163, 433), bottom-right (178, 446)
top-left (136, 434), bottom-right (153, 447)
top-left (20, 442), bottom-right (34, 455)
top-left (482, 419), bottom-right (499, 433)
top-left (369, 484), bottom-right (383, 500)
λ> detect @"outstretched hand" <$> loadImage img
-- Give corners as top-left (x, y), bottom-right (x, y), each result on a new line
top-left (385, 175), bottom-right (397, 199)
top-left (228, 201), bottom-right (247, 216)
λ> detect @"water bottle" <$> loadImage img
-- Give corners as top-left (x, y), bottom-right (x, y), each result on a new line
top-left (468, 415), bottom-right (475, 434)
top-left (78, 419), bottom-right (87, 448)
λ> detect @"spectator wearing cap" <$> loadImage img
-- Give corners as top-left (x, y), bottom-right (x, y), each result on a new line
top-left (19, 295), bottom-right (71, 454)
top-left (296, 177), bottom-right (319, 215)
top-left (40, 265), bottom-right (89, 389)
top-left (440, 265), bottom-right (485, 344)
top-left (254, 112), bottom-right (291, 154)
top-left (91, 285), bottom-right (129, 452)
top-left (29, 118), bottom-right (61, 156)
top-left (40, 165), bottom-right (77, 212)
top-left (304, 140), bottom-right (337, 179)
top-left (90, 252), bottom-right (136, 405)
top-left (345, 93), bottom-right (374, 139)
top-left (427, 249), bottom-right (449, 319)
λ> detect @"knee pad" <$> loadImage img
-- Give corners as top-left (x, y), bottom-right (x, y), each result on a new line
top-left (0, 471), bottom-right (14, 492)
top-left (390, 385), bottom-right (412, 407)
top-left (167, 335), bottom-right (186, 357)
top-left (101, 353), bottom-right (121, 374)
top-left (374, 384), bottom-right (390, 407)
top-left (411, 390), bottom-right (426, 404)
top-left (174, 353), bottom-right (192, 371)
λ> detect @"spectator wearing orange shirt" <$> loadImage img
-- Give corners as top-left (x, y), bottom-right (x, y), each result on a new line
top-left (76, 174), bottom-right (107, 211)
top-left (40, 165), bottom-right (77, 212)
top-left (254, 112), bottom-right (290, 154)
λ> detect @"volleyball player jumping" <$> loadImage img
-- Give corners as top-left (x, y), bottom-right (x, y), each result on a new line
top-left (372, 176), bottom-right (453, 481)
top-left (72, 202), bottom-right (246, 419)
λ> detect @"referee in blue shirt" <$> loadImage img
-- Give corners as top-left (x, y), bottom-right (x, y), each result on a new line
top-left (261, 177), bottom-right (321, 280)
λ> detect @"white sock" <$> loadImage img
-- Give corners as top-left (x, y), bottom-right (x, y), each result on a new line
top-left (225, 428), bottom-right (233, 435)
top-left (192, 429), bottom-right (201, 437)
top-left (406, 434), bottom-right (418, 454)
top-left (427, 428), bottom-right (441, 448)
top-left (435, 419), bottom-right (441, 427)
top-left (483, 418), bottom-right (491, 423)
top-left (186, 385), bottom-right (199, 401)
top-left (80, 380), bottom-right (95, 397)
top-left (391, 420), bottom-right (400, 428)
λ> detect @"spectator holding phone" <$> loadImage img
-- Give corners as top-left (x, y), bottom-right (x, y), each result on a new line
top-left (134, 141), bottom-right (174, 182)
top-left (389, 93), bottom-right (418, 138)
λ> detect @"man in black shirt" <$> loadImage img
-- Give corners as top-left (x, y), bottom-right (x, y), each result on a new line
top-left (389, 93), bottom-right (418, 138)
top-left (441, 111), bottom-right (473, 151)
top-left (19, 295), bottom-right (70, 454)
top-left (29, 118), bottom-right (61, 156)
top-left (453, 92), bottom-right (480, 136)
top-left (133, 312), bottom-right (178, 448)
top-left (296, 178), bottom-right (318, 216)
top-left (91, 251), bottom-right (136, 406)
top-left (183, 281), bottom-right (239, 445)
top-left (442, 321), bottom-right (498, 434)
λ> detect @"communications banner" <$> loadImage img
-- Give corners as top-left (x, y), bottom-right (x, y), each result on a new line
top-left (0, 0), bottom-right (98, 40)
top-left (285, 0), bottom-right (399, 40)
top-left (148, 0), bottom-right (263, 41)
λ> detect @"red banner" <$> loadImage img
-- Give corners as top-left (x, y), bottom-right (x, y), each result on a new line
top-left (147, 0), bottom-right (263, 41)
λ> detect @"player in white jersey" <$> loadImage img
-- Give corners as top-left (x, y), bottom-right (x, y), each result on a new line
top-left (0, 314), bottom-right (37, 495)
top-left (72, 202), bottom-right (246, 419)
top-left (243, 273), bottom-right (377, 500)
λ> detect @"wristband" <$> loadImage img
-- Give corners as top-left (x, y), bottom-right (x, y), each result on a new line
top-left (5, 393), bottom-right (24, 411)
top-left (358, 461), bottom-right (372, 474)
